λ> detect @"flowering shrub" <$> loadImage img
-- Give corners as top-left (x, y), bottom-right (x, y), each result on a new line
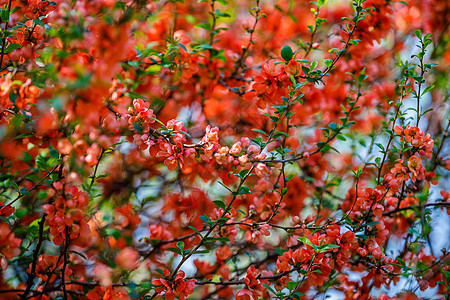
top-left (0, 0), bottom-right (448, 299)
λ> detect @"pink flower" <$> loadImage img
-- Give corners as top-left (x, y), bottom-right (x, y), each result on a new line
top-left (202, 125), bottom-right (219, 144)
top-left (235, 288), bottom-right (254, 300)
top-left (255, 163), bottom-right (270, 178)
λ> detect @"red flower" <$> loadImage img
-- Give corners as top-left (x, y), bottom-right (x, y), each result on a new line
top-left (152, 270), bottom-right (196, 300)
top-left (407, 155), bottom-right (425, 182)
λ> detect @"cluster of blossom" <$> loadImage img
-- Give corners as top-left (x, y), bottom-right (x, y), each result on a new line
top-left (0, 0), bottom-right (448, 298)
top-left (86, 285), bottom-right (130, 300)
top-left (382, 126), bottom-right (435, 190)
top-left (346, 185), bottom-right (387, 221)
top-left (28, 254), bottom-right (72, 283)
top-left (127, 99), bottom-right (156, 139)
top-left (405, 250), bottom-right (450, 293)
top-left (0, 222), bottom-right (21, 261)
top-left (42, 184), bottom-right (90, 245)
top-left (243, 61), bottom-right (292, 109)
top-left (152, 269), bottom-right (196, 300)
top-left (0, 73), bottom-right (39, 115)
top-left (0, 201), bottom-right (14, 217)
top-left (214, 137), bottom-right (266, 168)
top-left (126, 99), bottom-right (229, 172)
top-left (236, 266), bottom-right (273, 300)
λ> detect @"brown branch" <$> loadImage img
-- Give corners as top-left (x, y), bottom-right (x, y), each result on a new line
top-left (0, 0), bottom-right (13, 69)
top-left (383, 201), bottom-right (450, 216)
top-left (61, 228), bottom-right (70, 300)
top-left (2, 165), bottom-right (59, 208)
top-left (88, 148), bottom-right (106, 192)
top-left (20, 213), bottom-right (47, 299)
top-left (430, 119), bottom-right (449, 171)
top-left (232, 0), bottom-right (261, 76)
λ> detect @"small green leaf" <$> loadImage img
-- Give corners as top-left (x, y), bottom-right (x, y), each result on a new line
top-left (281, 45), bottom-right (294, 61)
top-left (328, 122), bottom-right (337, 130)
top-left (194, 23), bottom-right (210, 30)
top-left (251, 128), bottom-right (269, 136)
top-left (298, 236), bottom-right (314, 248)
top-left (69, 250), bottom-right (87, 260)
top-left (292, 292), bottom-right (306, 299)
top-left (213, 200), bottom-right (225, 209)
top-left (105, 228), bottom-right (121, 240)
top-left (217, 181), bottom-right (232, 192)
top-left (168, 247), bottom-right (182, 255)
top-left (414, 29), bottom-right (422, 39)
top-left (0, 9), bottom-right (9, 22)
top-left (421, 84), bottom-right (435, 96)
top-left (188, 226), bottom-right (203, 237)
top-left (287, 281), bottom-right (297, 291)
top-left (5, 43), bottom-right (22, 53)
top-left (127, 292), bottom-right (141, 299)
top-left (176, 241), bottom-right (184, 251)
top-left (322, 244), bottom-right (340, 250)
top-left (192, 249), bottom-right (210, 254)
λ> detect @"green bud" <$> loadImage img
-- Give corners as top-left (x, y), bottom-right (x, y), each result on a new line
top-left (281, 45), bottom-right (294, 61)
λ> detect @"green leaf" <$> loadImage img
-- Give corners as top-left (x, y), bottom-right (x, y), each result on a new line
top-left (20, 188), bottom-right (30, 195)
top-left (281, 45), bottom-right (294, 61)
top-left (5, 43), bottom-right (22, 53)
top-left (213, 10), bottom-right (230, 18)
top-left (199, 215), bottom-right (212, 225)
top-left (414, 29), bottom-right (422, 39)
top-left (194, 23), bottom-right (210, 30)
top-left (262, 283), bottom-right (279, 295)
top-left (251, 128), bottom-right (269, 136)
top-left (23, 152), bottom-right (33, 161)
top-left (322, 244), bottom-right (340, 250)
top-left (105, 228), bottom-right (121, 240)
top-left (237, 169), bottom-right (249, 179)
top-left (298, 236), bottom-right (314, 248)
top-left (33, 19), bottom-right (45, 26)
top-left (212, 200), bottom-right (225, 209)
top-left (127, 60), bottom-right (140, 67)
top-left (237, 186), bottom-right (251, 195)
top-left (154, 268), bottom-right (165, 275)
top-left (49, 148), bottom-right (59, 159)
top-left (176, 241), bottom-right (184, 251)
top-left (168, 247), bottom-right (182, 255)
top-left (319, 144), bottom-right (331, 152)
top-left (287, 281), bottom-right (297, 291)
top-left (328, 122), bottom-right (337, 130)
top-left (205, 236), bottom-right (230, 243)
top-left (69, 250), bottom-right (87, 260)
top-left (128, 292), bottom-right (141, 299)
top-left (192, 249), bottom-right (210, 254)
top-left (188, 226), bottom-right (203, 237)
top-left (217, 181), bottom-right (232, 192)
top-left (292, 292), bottom-right (306, 299)
top-left (421, 84), bottom-right (435, 96)
top-left (0, 8), bottom-right (9, 22)
top-left (10, 6), bottom-right (21, 14)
